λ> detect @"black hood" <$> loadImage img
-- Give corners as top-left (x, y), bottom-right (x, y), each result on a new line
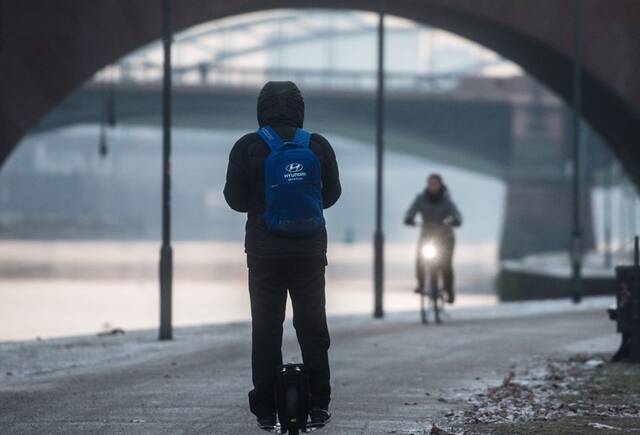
top-left (257, 81), bottom-right (305, 128)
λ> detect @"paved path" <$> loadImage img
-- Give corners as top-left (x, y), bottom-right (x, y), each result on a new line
top-left (0, 303), bottom-right (617, 434)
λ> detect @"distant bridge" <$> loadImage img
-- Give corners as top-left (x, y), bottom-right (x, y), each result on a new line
top-left (32, 71), bottom-right (603, 259)
top-left (35, 68), bottom-right (523, 178)
top-left (5, 1), bottom-right (636, 259)
top-left (3, 0), bottom-right (640, 192)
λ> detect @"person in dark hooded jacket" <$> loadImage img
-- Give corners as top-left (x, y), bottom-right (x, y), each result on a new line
top-left (404, 173), bottom-right (462, 303)
top-left (224, 81), bottom-right (340, 430)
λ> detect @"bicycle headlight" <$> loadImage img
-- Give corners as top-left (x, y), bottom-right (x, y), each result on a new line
top-left (421, 242), bottom-right (438, 260)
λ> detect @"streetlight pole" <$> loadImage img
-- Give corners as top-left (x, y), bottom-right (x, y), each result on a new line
top-left (603, 160), bottom-right (613, 269)
top-left (373, 1), bottom-right (385, 319)
top-left (571, 0), bottom-right (584, 303)
top-left (159, 0), bottom-right (173, 340)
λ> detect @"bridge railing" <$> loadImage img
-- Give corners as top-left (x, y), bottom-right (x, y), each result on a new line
top-left (92, 62), bottom-right (467, 93)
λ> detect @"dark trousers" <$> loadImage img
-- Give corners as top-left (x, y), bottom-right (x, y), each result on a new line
top-left (416, 236), bottom-right (455, 294)
top-left (247, 256), bottom-right (331, 419)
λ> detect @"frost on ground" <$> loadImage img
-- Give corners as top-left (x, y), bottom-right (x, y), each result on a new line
top-left (0, 322), bottom-right (251, 384)
top-left (434, 355), bottom-right (640, 435)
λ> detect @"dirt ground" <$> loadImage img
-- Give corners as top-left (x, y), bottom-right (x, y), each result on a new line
top-left (445, 355), bottom-right (640, 434)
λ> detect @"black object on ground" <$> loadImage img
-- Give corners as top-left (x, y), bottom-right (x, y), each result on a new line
top-left (276, 364), bottom-right (310, 434)
top-left (97, 328), bottom-right (125, 337)
top-left (611, 235), bottom-right (640, 362)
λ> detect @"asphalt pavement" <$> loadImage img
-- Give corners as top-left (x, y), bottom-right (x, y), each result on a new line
top-left (0, 300), bottom-right (617, 434)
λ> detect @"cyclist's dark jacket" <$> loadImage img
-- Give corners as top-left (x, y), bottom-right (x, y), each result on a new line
top-left (405, 186), bottom-right (462, 240)
top-left (223, 81), bottom-right (341, 260)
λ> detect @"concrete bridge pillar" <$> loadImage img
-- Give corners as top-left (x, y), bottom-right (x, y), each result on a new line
top-left (499, 88), bottom-right (595, 260)
top-left (500, 178), bottom-right (595, 260)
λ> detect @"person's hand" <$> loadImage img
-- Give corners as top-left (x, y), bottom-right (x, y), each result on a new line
top-left (443, 216), bottom-right (458, 227)
top-left (404, 217), bottom-right (416, 227)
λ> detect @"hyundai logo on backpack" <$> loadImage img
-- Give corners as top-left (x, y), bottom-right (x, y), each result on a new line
top-left (286, 163), bottom-right (304, 173)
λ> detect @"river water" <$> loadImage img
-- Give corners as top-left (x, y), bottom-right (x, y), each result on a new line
top-left (0, 240), bottom-right (498, 341)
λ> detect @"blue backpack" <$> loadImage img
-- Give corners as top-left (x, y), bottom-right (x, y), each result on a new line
top-left (257, 126), bottom-right (325, 237)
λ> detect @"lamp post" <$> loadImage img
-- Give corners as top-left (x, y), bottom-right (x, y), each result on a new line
top-left (603, 160), bottom-right (613, 269)
top-left (571, 0), bottom-right (584, 304)
top-left (373, 0), bottom-right (385, 319)
top-left (159, 0), bottom-right (173, 340)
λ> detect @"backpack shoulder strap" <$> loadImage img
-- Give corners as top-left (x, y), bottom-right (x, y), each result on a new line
top-left (257, 126), bottom-right (283, 152)
top-left (292, 128), bottom-right (311, 148)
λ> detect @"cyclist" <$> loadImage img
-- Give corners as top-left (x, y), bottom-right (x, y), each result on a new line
top-left (404, 173), bottom-right (462, 303)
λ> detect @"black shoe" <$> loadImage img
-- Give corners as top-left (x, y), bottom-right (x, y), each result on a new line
top-left (414, 286), bottom-right (425, 294)
top-left (256, 415), bottom-right (277, 432)
top-left (446, 290), bottom-right (455, 304)
top-left (308, 408), bottom-right (331, 428)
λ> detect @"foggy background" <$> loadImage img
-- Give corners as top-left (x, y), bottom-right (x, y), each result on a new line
top-left (1, 9), bottom-right (638, 341)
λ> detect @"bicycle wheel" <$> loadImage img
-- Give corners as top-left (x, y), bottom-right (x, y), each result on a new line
top-left (431, 282), bottom-right (441, 324)
top-left (284, 386), bottom-right (299, 433)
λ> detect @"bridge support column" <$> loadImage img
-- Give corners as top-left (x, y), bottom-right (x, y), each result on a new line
top-left (499, 177), bottom-right (595, 260)
top-left (499, 90), bottom-right (595, 260)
